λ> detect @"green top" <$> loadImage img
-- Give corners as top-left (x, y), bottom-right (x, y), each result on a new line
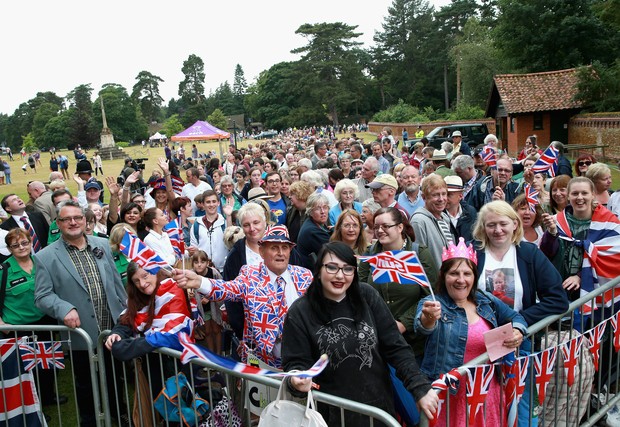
top-left (1, 256), bottom-right (45, 325)
top-left (551, 213), bottom-right (590, 280)
top-left (113, 251), bottom-right (130, 282)
top-left (48, 220), bottom-right (61, 244)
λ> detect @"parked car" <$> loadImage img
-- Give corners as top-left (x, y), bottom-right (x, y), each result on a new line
top-left (408, 123), bottom-right (489, 151)
top-left (253, 130), bottom-right (278, 140)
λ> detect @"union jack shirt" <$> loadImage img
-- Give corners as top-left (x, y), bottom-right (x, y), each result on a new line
top-left (201, 262), bottom-right (312, 368)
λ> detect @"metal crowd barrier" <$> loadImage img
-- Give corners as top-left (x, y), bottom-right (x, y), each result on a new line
top-left (419, 275), bottom-right (620, 427)
top-left (0, 325), bottom-right (101, 427)
top-left (96, 330), bottom-right (402, 427)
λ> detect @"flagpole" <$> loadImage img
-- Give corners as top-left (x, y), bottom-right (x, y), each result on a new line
top-left (178, 210), bottom-right (185, 271)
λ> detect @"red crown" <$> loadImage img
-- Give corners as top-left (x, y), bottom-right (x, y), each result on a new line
top-left (441, 237), bottom-right (477, 265)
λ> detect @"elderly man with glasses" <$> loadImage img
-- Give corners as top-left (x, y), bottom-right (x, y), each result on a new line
top-left (470, 157), bottom-right (520, 210)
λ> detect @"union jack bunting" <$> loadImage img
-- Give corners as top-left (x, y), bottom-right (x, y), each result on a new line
top-left (610, 311), bottom-right (620, 353)
top-left (556, 206), bottom-right (620, 316)
top-left (482, 146), bottom-right (497, 168)
top-left (119, 229), bottom-right (170, 274)
top-left (465, 364), bottom-right (495, 426)
top-left (0, 339), bottom-right (44, 426)
top-left (531, 145), bottom-right (559, 177)
top-left (430, 368), bottom-right (461, 427)
top-left (163, 218), bottom-right (185, 259)
top-left (358, 250), bottom-right (431, 288)
top-left (524, 183), bottom-right (539, 213)
top-left (587, 321), bottom-right (607, 372)
top-left (502, 353), bottom-right (530, 427)
top-left (560, 335), bottom-right (583, 387)
top-left (136, 278), bottom-right (195, 350)
top-left (18, 340), bottom-right (65, 371)
top-left (178, 332), bottom-right (329, 378)
top-left (534, 347), bottom-right (557, 405)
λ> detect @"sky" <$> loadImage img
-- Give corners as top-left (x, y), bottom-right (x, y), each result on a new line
top-left (0, 0), bottom-right (449, 116)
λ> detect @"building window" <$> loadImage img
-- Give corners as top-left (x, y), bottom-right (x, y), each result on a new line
top-left (510, 117), bottom-right (515, 133)
top-left (533, 113), bottom-right (543, 130)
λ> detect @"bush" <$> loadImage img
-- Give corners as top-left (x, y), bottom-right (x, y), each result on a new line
top-left (372, 99), bottom-right (422, 123)
top-left (444, 103), bottom-right (486, 121)
top-left (116, 141), bottom-right (130, 148)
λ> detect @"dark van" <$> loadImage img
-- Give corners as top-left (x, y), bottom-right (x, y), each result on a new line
top-left (409, 123), bottom-right (489, 151)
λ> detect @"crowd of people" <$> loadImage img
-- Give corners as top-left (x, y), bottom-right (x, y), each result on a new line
top-left (1, 126), bottom-right (619, 426)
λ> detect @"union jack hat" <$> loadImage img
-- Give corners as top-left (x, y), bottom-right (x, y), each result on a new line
top-left (150, 178), bottom-right (167, 190)
top-left (259, 225), bottom-right (295, 246)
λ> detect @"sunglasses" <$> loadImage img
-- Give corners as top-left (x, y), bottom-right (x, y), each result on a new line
top-left (578, 161), bottom-right (592, 167)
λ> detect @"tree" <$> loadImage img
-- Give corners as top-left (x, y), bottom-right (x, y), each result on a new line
top-left (66, 84), bottom-right (98, 148)
top-left (207, 108), bottom-right (227, 131)
top-left (4, 92), bottom-right (64, 147)
top-left (450, 17), bottom-right (506, 108)
top-left (95, 83), bottom-right (148, 143)
top-left (32, 102), bottom-right (61, 146)
top-left (41, 111), bottom-right (72, 150)
top-left (132, 70), bottom-right (164, 123)
top-left (161, 114), bottom-right (185, 138)
top-left (178, 54), bottom-right (206, 105)
top-left (494, 0), bottom-right (614, 72)
top-left (575, 61), bottom-right (620, 112)
top-left (232, 64), bottom-right (248, 115)
top-left (291, 22), bottom-right (365, 127)
top-left (22, 132), bottom-right (37, 152)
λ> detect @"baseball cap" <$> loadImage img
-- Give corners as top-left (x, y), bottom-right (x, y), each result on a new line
top-left (365, 174), bottom-right (398, 190)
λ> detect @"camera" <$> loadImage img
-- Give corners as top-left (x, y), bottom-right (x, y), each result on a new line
top-left (132, 158), bottom-right (148, 171)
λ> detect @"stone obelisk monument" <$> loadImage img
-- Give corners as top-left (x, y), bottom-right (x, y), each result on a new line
top-left (100, 97), bottom-right (116, 148)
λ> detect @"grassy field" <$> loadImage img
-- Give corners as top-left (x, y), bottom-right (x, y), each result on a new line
top-left (1, 133), bottom-right (618, 206)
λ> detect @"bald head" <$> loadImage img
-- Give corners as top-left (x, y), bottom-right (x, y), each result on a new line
top-left (27, 181), bottom-right (47, 200)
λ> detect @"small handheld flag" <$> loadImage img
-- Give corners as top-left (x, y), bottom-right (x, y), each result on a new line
top-left (119, 228), bottom-right (171, 274)
top-left (524, 184), bottom-right (540, 213)
top-left (532, 145), bottom-right (559, 177)
top-left (482, 146), bottom-right (497, 168)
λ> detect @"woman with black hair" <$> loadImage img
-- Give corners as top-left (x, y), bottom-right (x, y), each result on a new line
top-left (282, 242), bottom-right (438, 426)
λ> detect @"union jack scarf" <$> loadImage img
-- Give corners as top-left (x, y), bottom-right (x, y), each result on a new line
top-left (134, 278), bottom-right (195, 350)
top-left (532, 145), bottom-right (559, 177)
top-left (556, 205), bottom-right (620, 315)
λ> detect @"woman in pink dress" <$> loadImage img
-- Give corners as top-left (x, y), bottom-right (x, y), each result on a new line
top-left (416, 238), bottom-right (528, 426)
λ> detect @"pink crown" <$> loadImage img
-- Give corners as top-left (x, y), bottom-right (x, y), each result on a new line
top-left (441, 237), bottom-right (477, 265)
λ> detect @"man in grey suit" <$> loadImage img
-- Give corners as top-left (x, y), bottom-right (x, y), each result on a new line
top-left (27, 181), bottom-right (56, 225)
top-left (34, 200), bottom-right (127, 426)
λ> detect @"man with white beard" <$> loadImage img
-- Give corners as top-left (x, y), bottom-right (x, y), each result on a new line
top-left (397, 165), bottom-right (424, 217)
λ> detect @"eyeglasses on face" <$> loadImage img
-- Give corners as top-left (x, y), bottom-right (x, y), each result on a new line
top-left (342, 223), bottom-right (360, 230)
top-left (322, 263), bottom-right (356, 276)
top-left (496, 168), bottom-right (512, 174)
top-left (58, 215), bottom-right (85, 223)
top-left (9, 240), bottom-right (30, 250)
top-left (578, 161), bottom-right (592, 167)
top-left (267, 179), bottom-right (281, 184)
top-left (372, 223), bottom-right (400, 232)
top-left (313, 205), bottom-right (329, 212)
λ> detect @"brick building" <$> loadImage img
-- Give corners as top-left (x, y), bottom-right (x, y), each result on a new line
top-left (485, 68), bottom-right (585, 156)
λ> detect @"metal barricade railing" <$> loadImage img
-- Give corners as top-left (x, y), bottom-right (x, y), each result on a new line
top-left (419, 275), bottom-right (620, 427)
top-left (0, 325), bottom-right (101, 427)
top-left (97, 330), bottom-right (402, 427)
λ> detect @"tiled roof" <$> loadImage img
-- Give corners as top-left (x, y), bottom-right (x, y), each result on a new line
top-left (494, 68), bottom-right (585, 114)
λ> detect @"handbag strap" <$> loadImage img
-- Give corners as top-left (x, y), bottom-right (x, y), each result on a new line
top-left (0, 262), bottom-right (9, 318)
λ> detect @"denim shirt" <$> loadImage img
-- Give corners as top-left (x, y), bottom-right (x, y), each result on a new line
top-left (414, 290), bottom-right (528, 380)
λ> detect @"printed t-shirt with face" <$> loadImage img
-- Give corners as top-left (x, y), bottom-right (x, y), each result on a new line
top-left (477, 245), bottom-right (523, 313)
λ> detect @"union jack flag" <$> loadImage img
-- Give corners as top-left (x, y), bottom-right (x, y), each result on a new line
top-left (502, 353), bottom-right (529, 427)
top-left (531, 145), bottom-right (559, 177)
top-left (430, 368), bottom-right (461, 427)
top-left (119, 229), bottom-right (171, 274)
top-left (556, 206), bottom-right (620, 316)
top-left (560, 335), bottom-right (583, 387)
top-left (534, 347), bottom-right (557, 405)
top-left (136, 278), bottom-right (195, 350)
top-left (524, 183), bottom-right (539, 213)
top-left (358, 250), bottom-right (431, 287)
top-left (18, 340), bottom-right (65, 371)
top-left (177, 332), bottom-right (329, 378)
top-left (587, 321), bottom-right (607, 372)
top-left (482, 146), bottom-right (497, 168)
top-left (163, 218), bottom-right (185, 259)
top-left (0, 338), bottom-right (44, 426)
top-left (170, 175), bottom-right (184, 196)
top-left (465, 364), bottom-right (495, 426)
top-left (609, 311), bottom-right (620, 353)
